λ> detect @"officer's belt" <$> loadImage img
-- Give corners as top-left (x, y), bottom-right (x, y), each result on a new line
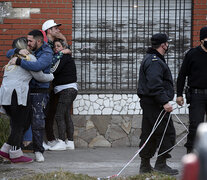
top-left (191, 88), bottom-right (207, 94)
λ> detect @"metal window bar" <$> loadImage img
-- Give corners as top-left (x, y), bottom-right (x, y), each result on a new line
top-left (72, 0), bottom-right (192, 94)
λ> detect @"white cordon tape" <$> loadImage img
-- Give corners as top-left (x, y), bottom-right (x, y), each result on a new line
top-left (97, 108), bottom-right (189, 180)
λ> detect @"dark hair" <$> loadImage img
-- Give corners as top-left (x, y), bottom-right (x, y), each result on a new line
top-left (53, 38), bottom-right (67, 48)
top-left (12, 37), bottom-right (28, 49)
top-left (28, 29), bottom-right (44, 42)
top-left (200, 26), bottom-right (207, 41)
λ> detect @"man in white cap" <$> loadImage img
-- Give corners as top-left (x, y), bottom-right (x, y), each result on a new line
top-left (42, 19), bottom-right (72, 151)
top-left (42, 19), bottom-right (69, 49)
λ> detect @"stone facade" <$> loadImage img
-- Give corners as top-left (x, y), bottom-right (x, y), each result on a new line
top-left (73, 94), bottom-right (189, 115)
top-left (71, 114), bottom-right (189, 148)
top-left (70, 94), bottom-right (189, 148)
top-left (66, 93), bottom-right (190, 148)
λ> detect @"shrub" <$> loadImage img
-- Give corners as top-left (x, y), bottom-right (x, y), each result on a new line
top-left (0, 114), bottom-right (10, 147)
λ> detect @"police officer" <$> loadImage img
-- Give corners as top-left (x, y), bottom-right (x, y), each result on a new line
top-left (176, 26), bottom-right (207, 154)
top-left (137, 33), bottom-right (178, 175)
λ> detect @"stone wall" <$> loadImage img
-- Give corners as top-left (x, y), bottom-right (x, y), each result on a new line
top-left (71, 114), bottom-right (189, 148)
top-left (71, 94), bottom-right (189, 148)
top-left (73, 94), bottom-right (189, 115)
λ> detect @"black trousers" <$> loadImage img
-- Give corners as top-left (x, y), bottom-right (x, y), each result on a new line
top-left (185, 93), bottom-right (207, 150)
top-left (45, 90), bottom-right (59, 141)
top-left (139, 97), bottom-right (176, 159)
top-left (55, 88), bottom-right (77, 141)
top-left (45, 88), bottom-right (77, 141)
top-left (3, 90), bottom-right (32, 148)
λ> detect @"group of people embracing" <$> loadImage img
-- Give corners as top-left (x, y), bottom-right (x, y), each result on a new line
top-left (0, 19), bottom-right (78, 163)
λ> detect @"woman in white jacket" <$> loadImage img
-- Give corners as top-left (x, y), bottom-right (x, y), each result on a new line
top-left (0, 37), bottom-right (54, 163)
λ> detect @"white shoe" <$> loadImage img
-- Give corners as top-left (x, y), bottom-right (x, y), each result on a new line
top-left (42, 141), bottom-right (50, 151)
top-left (49, 139), bottom-right (66, 151)
top-left (35, 152), bottom-right (44, 162)
top-left (47, 140), bottom-right (58, 147)
top-left (65, 139), bottom-right (75, 150)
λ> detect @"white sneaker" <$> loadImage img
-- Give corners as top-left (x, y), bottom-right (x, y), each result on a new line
top-left (49, 139), bottom-right (66, 151)
top-left (65, 139), bottom-right (75, 150)
top-left (42, 141), bottom-right (50, 151)
top-left (35, 152), bottom-right (44, 162)
top-left (47, 140), bottom-right (58, 147)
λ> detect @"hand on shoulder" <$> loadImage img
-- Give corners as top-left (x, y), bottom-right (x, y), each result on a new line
top-left (61, 49), bottom-right (71, 55)
top-left (9, 57), bottom-right (18, 65)
top-left (19, 49), bottom-right (30, 56)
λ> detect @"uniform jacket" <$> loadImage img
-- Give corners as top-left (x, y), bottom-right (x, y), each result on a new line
top-left (137, 48), bottom-right (174, 105)
top-left (0, 54), bottom-right (54, 106)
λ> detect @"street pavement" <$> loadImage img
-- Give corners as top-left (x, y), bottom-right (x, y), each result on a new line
top-left (0, 146), bottom-right (186, 179)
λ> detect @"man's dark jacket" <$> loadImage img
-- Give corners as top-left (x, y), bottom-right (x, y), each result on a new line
top-left (137, 48), bottom-right (174, 105)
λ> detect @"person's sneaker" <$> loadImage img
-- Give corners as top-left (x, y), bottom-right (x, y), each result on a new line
top-left (35, 152), bottom-right (44, 162)
top-left (10, 156), bottom-right (33, 163)
top-left (43, 141), bottom-right (50, 151)
top-left (47, 140), bottom-right (58, 147)
top-left (0, 150), bottom-right (10, 161)
top-left (49, 139), bottom-right (66, 151)
top-left (65, 140), bottom-right (75, 150)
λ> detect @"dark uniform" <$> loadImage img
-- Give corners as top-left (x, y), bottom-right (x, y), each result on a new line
top-left (177, 45), bottom-right (207, 153)
top-left (138, 48), bottom-right (176, 159)
top-left (137, 33), bottom-right (178, 175)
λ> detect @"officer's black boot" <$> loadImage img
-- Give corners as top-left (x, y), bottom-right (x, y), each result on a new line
top-left (139, 158), bottom-right (153, 174)
top-left (154, 156), bottom-right (179, 175)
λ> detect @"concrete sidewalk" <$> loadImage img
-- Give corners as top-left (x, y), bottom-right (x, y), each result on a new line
top-left (0, 146), bottom-right (185, 179)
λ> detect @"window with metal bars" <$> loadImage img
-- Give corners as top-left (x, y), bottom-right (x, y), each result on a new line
top-left (72, 0), bottom-right (192, 94)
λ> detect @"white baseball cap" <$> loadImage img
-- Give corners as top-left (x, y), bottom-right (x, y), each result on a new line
top-left (42, 19), bottom-right (61, 31)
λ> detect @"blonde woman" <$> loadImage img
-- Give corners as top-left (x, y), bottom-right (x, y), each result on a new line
top-left (0, 37), bottom-right (54, 163)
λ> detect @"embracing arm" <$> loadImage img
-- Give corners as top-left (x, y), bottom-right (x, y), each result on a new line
top-left (30, 71), bottom-right (54, 82)
top-left (6, 49), bottom-right (16, 58)
top-left (55, 32), bottom-right (72, 54)
top-left (7, 48), bottom-right (29, 58)
top-left (52, 49), bottom-right (71, 67)
top-left (19, 51), bottom-right (53, 72)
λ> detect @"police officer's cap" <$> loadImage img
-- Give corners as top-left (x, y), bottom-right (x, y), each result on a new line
top-left (151, 33), bottom-right (170, 45)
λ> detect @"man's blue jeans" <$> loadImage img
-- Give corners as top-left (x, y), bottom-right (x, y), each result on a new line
top-left (30, 93), bottom-right (49, 153)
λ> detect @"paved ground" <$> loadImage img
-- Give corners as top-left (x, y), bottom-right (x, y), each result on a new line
top-left (0, 146), bottom-right (186, 179)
